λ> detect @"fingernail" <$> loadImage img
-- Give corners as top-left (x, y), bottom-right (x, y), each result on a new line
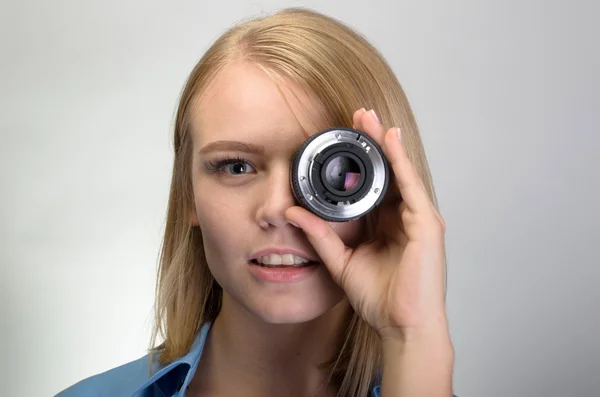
top-left (370, 109), bottom-right (379, 123)
top-left (397, 127), bottom-right (402, 143)
top-left (289, 221), bottom-right (300, 228)
top-left (360, 107), bottom-right (366, 113)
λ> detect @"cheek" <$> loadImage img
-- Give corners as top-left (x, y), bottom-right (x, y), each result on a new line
top-left (194, 197), bottom-right (246, 281)
top-left (193, 187), bottom-right (239, 249)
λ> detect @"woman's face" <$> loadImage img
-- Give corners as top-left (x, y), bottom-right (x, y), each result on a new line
top-left (189, 61), bottom-right (366, 324)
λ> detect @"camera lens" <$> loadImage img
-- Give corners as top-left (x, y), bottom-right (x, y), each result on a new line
top-left (323, 154), bottom-right (363, 194)
top-left (290, 127), bottom-right (389, 222)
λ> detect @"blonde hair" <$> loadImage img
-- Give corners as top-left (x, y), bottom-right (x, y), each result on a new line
top-left (150, 7), bottom-right (443, 397)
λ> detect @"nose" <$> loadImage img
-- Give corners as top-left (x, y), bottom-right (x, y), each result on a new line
top-left (255, 164), bottom-right (297, 229)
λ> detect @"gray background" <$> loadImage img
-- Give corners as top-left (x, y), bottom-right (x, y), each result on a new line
top-left (1, 0), bottom-right (598, 396)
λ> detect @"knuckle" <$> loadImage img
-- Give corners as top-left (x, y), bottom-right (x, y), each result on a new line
top-left (438, 216), bottom-right (446, 232)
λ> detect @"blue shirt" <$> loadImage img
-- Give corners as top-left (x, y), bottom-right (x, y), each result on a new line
top-left (55, 322), bottom-right (383, 397)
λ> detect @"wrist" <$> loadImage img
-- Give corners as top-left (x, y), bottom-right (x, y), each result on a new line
top-left (378, 313), bottom-right (451, 343)
top-left (382, 331), bottom-right (454, 358)
top-left (379, 327), bottom-right (455, 397)
top-left (380, 320), bottom-right (454, 360)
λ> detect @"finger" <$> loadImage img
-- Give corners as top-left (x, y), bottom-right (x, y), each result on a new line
top-left (434, 208), bottom-right (446, 232)
top-left (356, 110), bottom-right (434, 218)
top-left (382, 126), bottom-right (434, 215)
top-left (357, 108), bottom-right (386, 147)
top-left (352, 107), bottom-right (366, 129)
top-left (284, 206), bottom-right (351, 285)
top-left (353, 109), bottom-right (403, 204)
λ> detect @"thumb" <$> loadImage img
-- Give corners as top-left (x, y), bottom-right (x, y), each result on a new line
top-left (285, 206), bottom-right (351, 286)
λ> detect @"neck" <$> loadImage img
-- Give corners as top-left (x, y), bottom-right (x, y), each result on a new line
top-left (189, 293), bottom-right (352, 397)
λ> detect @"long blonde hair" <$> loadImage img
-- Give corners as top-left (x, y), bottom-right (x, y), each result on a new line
top-left (150, 7), bottom-right (442, 397)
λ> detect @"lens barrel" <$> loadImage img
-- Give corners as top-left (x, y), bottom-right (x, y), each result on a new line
top-left (290, 127), bottom-right (389, 222)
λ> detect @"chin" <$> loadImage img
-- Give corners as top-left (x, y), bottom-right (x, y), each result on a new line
top-left (248, 290), bottom-right (346, 325)
top-left (214, 261), bottom-right (349, 325)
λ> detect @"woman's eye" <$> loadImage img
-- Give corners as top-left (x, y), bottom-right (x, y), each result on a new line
top-left (221, 161), bottom-right (255, 175)
top-left (205, 157), bottom-right (256, 176)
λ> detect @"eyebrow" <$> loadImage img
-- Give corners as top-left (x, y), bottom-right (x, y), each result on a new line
top-left (198, 140), bottom-right (266, 156)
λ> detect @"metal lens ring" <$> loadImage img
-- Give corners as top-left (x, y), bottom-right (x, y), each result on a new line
top-left (290, 127), bottom-right (389, 222)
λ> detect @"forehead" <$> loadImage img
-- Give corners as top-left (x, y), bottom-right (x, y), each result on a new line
top-left (190, 61), bottom-right (327, 153)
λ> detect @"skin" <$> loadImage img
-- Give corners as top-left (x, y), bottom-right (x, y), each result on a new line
top-left (187, 61), bottom-right (366, 396)
top-left (187, 60), bottom-right (454, 397)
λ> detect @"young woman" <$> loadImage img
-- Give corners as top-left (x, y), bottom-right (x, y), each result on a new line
top-left (57, 7), bottom-right (455, 397)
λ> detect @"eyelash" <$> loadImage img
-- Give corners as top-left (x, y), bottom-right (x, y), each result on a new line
top-left (205, 155), bottom-right (256, 176)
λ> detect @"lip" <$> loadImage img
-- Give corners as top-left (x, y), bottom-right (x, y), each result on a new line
top-left (248, 261), bottom-right (320, 283)
top-left (249, 247), bottom-right (321, 263)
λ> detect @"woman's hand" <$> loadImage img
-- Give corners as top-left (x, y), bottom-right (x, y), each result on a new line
top-left (285, 108), bottom-right (449, 342)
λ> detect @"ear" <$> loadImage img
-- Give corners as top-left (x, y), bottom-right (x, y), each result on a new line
top-left (190, 210), bottom-right (200, 226)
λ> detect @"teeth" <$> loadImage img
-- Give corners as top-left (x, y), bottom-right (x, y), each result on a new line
top-left (257, 253), bottom-right (310, 266)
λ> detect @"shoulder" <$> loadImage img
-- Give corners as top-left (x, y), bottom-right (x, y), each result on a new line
top-left (55, 324), bottom-right (211, 397)
top-left (54, 354), bottom-right (155, 397)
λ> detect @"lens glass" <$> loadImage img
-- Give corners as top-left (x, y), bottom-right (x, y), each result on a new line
top-left (324, 155), bottom-right (362, 192)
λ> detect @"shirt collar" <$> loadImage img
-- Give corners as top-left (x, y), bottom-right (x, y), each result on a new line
top-left (133, 322), bottom-right (212, 397)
